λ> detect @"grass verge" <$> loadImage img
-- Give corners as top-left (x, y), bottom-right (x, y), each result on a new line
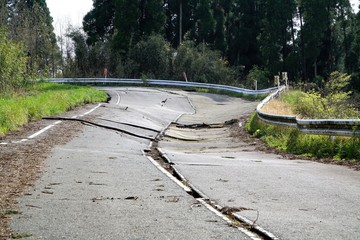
top-left (0, 82), bottom-right (108, 137)
top-left (246, 113), bottom-right (360, 161)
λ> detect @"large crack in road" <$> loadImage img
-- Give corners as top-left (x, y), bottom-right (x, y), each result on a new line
top-left (7, 88), bottom-right (258, 240)
top-left (146, 130), bottom-right (276, 240)
top-left (158, 90), bottom-right (360, 240)
top-left (3, 87), bottom-right (360, 240)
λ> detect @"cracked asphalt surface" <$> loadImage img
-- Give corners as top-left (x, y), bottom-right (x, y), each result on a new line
top-left (9, 88), bottom-right (251, 240)
top-left (4, 87), bottom-right (360, 239)
top-left (159, 90), bottom-right (360, 240)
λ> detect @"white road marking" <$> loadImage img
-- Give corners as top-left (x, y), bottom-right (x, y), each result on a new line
top-left (0, 104), bottom-right (103, 145)
top-left (197, 198), bottom-right (262, 240)
top-left (79, 103), bottom-right (102, 117)
top-left (146, 155), bottom-right (192, 193)
top-left (115, 91), bottom-right (121, 105)
top-left (28, 124), bottom-right (57, 139)
top-left (12, 139), bottom-right (29, 144)
top-left (145, 150), bottom-right (264, 240)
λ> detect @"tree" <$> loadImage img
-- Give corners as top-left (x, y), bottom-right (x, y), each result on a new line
top-left (0, 28), bottom-right (28, 94)
top-left (164, 0), bottom-right (198, 47)
top-left (258, 0), bottom-right (296, 75)
top-left (173, 41), bottom-right (236, 84)
top-left (112, 0), bottom-right (140, 54)
top-left (226, 0), bottom-right (262, 69)
top-left (194, 0), bottom-right (215, 44)
top-left (129, 34), bottom-right (171, 78)
top-left (8, 0), bottom-right (59, 75)
top-left (83, 0), bottom-right (116, 45)
top-left (0, 0), bottom-right (7, 26)
top-left (139, 0), bottom-right (166, 36)
top-left (112, 0), bottom-right (166, 55)
top-left (212, 0), bottom-right (227, 55)
top-left (345, 7), bottom-right (360, 90)
top-left (67, 30), bottom-right (89, 77)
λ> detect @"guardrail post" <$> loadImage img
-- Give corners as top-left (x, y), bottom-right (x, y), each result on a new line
top-left (274, 75), bottom-right (280, 89)
top-left (254, 80), bottom-right (258, 98)
top-left (182, 72), bottom-right (188, 82)
top-left (282, 72), bottom-right (288, 90)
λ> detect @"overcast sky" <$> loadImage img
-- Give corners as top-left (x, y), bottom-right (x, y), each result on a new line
top-left (46, 0), bottom-right (359, 36)
top-left (47, 0), bottom-right (93, 35)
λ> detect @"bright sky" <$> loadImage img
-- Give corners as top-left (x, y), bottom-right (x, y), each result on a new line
top-left (351, 0), bottom-right (359, 12)
top-left (46, 0), bottom-right (93, 36)
top-left (46, 0), bottom-right (359, 36)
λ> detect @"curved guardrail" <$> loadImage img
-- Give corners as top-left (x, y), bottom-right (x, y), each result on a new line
top-left (45, 78), bottom-right (277, 95)
top-left (256, 86), bottom-right (360, 136)
top-left (46, 78), bottom-right (359, 136)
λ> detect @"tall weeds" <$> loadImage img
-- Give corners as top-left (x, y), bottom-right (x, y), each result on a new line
top-left (246, 113), bottom-right (360, 160)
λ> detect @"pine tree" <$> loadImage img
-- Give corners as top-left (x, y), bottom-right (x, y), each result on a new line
top-left (139, 0), bottom-right (166, 36)
top-left (226, 0), bottom-right (262, 69)
top-left (0, 0), bottom-right (7, 26)
top-left (83, 0), bottom-right (116, 45)
top-left (195, 0), bottom-right (215, 44)
top-left (259, 0), bottom-right (296, 74)
top-left (113, 0), bottom-right (140, 54)
top-left (212, 0), bottom-right (227, 55)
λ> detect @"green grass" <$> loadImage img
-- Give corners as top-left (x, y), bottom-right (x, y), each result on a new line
top-left (245, 113), bottom-right (360, 161)
top-left (4, 209), bottom-right (22, 215)
top-left (280, 90), bottom-right (302, 107)
top-left (0, 82), bottom-right (108, 137)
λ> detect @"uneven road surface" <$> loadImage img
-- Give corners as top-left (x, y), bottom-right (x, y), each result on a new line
top-left (9, 87), bottom-right (360, 240)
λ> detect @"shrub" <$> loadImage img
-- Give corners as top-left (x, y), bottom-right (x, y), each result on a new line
top-left (0, 28), bottom-right (29, 94)
top-left (129, 35), bottom-right (171, 79)
top-left (294, 72), bottom-right (358, 119)
top-left (246, 65), bottom-right (271, 89)
top-left (173, 41), bottom-right (236, 85)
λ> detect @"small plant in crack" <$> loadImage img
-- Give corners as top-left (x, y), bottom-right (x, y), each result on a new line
top-left (5, 209), bottom-right (22, 215)
top-left (11, 232), bottom-right (33, 239)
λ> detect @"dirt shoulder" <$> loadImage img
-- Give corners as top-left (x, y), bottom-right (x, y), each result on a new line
top-left (0, 116), bottom-right (87, 239)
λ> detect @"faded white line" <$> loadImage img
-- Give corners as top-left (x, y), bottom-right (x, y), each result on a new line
top-left (115, 91), bottom-right (121, 105)
top-left (197, 198), bottom-right (262, 240)
top-left (28, 124), bottom-right (56, 139)
top-left (12, 139), bottom-right (29, 144)
top-left (79, 103), bottom-right (103, 117)
top-left (25, 104), bottom-right (102, 141)
top-left (145, 149), bottom-right (263, 240)
top-left (145, 155), bottom-right (192, 193)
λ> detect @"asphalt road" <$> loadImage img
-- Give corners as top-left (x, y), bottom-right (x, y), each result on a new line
top-left (10, 87), bottom-right (360, 240)
top-left (159, 90), bottom-right (360, 240)
top-left (10, 88), bottom-right (251, 240)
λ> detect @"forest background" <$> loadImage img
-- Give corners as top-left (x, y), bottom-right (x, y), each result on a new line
top-left (2, 0), bottom-right (360, 104)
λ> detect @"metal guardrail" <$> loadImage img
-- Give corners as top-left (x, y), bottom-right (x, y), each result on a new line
top-left (256, 86), bottom-right (360, 136)
top-left (46, 78), bottom-right (359, 136)
top-left (45, 78), bottom-right (277, 95)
